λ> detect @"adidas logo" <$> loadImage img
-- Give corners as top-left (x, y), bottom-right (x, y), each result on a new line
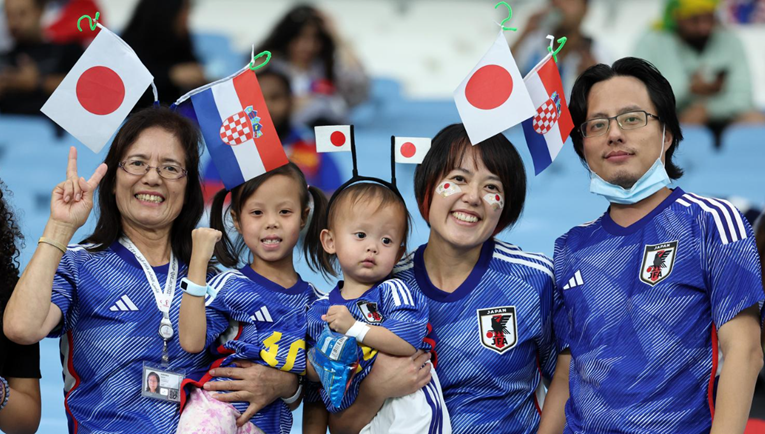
top-left (109, 295), bottom-right (139, 312)
top-left (562, 270), bottom-right (584, 290)
top-left (250, 306), bottom-right (273, 323)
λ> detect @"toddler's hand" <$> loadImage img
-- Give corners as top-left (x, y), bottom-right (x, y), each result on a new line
top-left (323, 305), bottom-right (356, 334)
top-left (191, 228), bottom-right (222, 262)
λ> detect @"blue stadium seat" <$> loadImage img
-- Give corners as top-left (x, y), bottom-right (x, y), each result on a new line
top-left (192, 32), bottom-right (245, 80)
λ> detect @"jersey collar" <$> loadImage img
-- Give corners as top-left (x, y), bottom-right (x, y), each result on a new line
top-left (111, 240), bottom-right (171, 274)
top-left (239, 265), bottom-right (308, 294)
top-left (601, 187), bottom-right (685, 236)
top-left (413, 239), bottom-right (494, 303)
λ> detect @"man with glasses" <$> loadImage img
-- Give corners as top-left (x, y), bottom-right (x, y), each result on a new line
top-left (538, 57), bottom-right (764, 434)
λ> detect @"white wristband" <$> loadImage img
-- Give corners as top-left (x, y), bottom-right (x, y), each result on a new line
top-left (281, 382), bottom-right (302, 405)
top-left (346, 321), bottom-right (371, 343)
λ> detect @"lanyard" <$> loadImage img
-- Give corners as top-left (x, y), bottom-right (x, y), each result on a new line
top-left (119, 237), bottom-right (178, 366)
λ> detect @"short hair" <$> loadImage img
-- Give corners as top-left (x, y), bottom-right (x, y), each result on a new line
top-left (569, 57), bottom-right (684, 180)
top-left (84, 106), bottom-right (204, 265)
top-left (414, 124), bottom-right (526, 235)
top-left (315, 183), bottom-right (411, 277)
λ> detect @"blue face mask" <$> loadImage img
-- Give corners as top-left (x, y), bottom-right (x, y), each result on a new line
top-left (588, 126), bottom-right (670, 205)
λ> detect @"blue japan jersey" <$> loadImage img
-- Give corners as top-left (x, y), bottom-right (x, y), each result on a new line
top-left (50, 241), bottom-right (224, 434)
top-left (306, 279), bottom-right (431, 413)
top-left (394, 239), bottom-right (557, 434)
top-left (184, 266), bottom-right (319, 434)
top-left (553, 188), bottom-right (764, 434)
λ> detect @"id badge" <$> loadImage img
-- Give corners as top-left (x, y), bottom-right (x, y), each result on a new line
top-left (141, 362), bottom-right (184, 403)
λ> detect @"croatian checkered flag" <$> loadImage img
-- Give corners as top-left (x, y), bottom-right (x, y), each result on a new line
top-left (520, 54), bottom-right (574, 175)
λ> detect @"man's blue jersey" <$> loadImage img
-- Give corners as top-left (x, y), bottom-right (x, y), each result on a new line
top-left (306, 279), bottom-right (431, 413)
top-left (50, 241), bottom-right (224, 434)
top-left (184, 266), bottom-right (319, 434)
top-left (553, 188), bottom-right (764, 433)
top-left (393, 239), bottom-right (557, 434)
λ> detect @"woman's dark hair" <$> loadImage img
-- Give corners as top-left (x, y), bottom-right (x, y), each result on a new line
top-left (145, 371), bottom-right (160, 392)
top-left (414, 124), bottom-right (526, 235)
top-left (257, 68), bottom-right (293, 96)
top-left (312, 183), bottom-right (411, 278)
top-left (256, 5), bottom-right (336, 82)
top-left (569, 57), bottom-right (684, 180)
top-left (0, 180), bottom-right (23, 314)
top-left (84, 106), bottom-right (204, 265)
top-left (210, 163), bottom-right (328, 271)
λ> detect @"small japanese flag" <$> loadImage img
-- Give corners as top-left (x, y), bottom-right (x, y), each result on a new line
top-left (41, 26), bottom-right (153, 152)
top-left (453, 31), bottom-right (535, 146)
top-left (315, 125), bottom-right (351, 153)
top-left (394, 137), bottom-right (431, 164)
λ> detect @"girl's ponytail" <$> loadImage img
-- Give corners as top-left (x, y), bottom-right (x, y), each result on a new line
top-left (209, 187), bottom-right (239, 268)
top-left (303, 185), bottom-right (335, 278)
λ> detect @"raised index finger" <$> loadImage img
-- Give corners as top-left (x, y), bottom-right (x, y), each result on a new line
top-left (66, 146), bottom-right (78, 179)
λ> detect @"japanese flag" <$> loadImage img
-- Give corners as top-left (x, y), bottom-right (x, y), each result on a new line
top-left (315, 125), bottom-right (351, 153)
top-left (453, 31), bottom-right (535, 146)
top-left (41, 26), bottom-right (153, 153)
top-left (394, 137), bottom-right (431, 164)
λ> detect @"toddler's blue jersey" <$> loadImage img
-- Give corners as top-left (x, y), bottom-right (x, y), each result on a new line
top-left (185, 266), bottom-right (319, 434)
top-left (553, 188), bottom-right (764, 433)
top-left (306, 279), bottom-right (431, 412)
top-left (393, 239), bottom-right (557, 434)
top-left (50, 241), bottom-right (225, 433)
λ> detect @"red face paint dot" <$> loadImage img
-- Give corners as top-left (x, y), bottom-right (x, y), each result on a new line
top-left (495, 195), bottom-right (500, 201)
top-left (464, 64), bottom-right (513, 110)
top-left (400, 142), bottom-right (416, 158)
top-left (330, 131), bottom-right (346, 147)
top-left (444, 183), bottom-right (450, 189)
top-left (76, 66), bottom-right (125, 115)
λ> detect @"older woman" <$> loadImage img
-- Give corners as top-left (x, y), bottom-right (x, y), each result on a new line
top-left (328, 124), bottom-right (557, 434)
top-left (0, 179), bottom-right (41, 434)
top-left (4, 107), bottom-right (299, 432)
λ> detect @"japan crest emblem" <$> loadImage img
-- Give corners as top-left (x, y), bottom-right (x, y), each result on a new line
top-left (477, 306), bottom-right (517, 354)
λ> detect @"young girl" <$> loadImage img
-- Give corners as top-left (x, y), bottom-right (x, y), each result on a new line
top-left (305, 182), bottom-right (451, 433)
top-left (177, 162), bottom-right (327, 434)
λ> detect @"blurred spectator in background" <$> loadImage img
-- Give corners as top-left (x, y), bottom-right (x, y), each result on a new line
top-left (635, 0), bottom-right (765, 144)
top-left (513, 0), bottom-right (611, 99)
top-left (202, 68), bottom-right (342, 203)
top-left (0, 179), bottom-right (41, 434)
top-left (122, 0), bottom-right (206, 109)
top-left (0, 0), bottom-right (81, 115)
top-left (722, 0), bottom-right (765, 23)
top-left (256, 5), bottom-right (369, 128)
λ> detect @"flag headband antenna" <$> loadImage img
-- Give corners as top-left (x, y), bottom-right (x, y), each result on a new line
top-left (248, 46), bottom-right (272, 71)
top-left (546, 35), bottom-right (568, 63)
top-left (77, 11), bottom-right (100, 32)
top-left (494, 2), bottom-right (517, 32)
top-left (327, 126), bottom-right (403, 211)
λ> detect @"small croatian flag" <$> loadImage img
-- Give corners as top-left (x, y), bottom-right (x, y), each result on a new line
top-left (190, 69), bottom-right (288, 190)
top-left (521, 54), bottom-right (574, 175)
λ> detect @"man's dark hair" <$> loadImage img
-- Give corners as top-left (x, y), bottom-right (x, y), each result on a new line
top-left (569, 57), bottom-right (684, 180)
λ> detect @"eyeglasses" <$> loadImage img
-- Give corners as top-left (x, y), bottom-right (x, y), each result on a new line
top-left (579, 110), bottom-right (661, 138)
top-left (118, 159), bottom-right (188, 180)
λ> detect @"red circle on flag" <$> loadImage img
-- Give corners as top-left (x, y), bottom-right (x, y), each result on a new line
top-left (401, 142), bottom-right (416, 158)
top-left (465, 64), bottom-right (513, 110)
top-left (76, 66), bottom-right (125, 115)
top-left (330, 131), bottom-right (346, 147)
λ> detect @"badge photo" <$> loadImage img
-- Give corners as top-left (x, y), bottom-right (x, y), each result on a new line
top-left (141, 363), bottom-right (184, 403)
top-left (639, 241), bottom-right (679, 286)
top-left (356, 300), bottom-right (383, 324)
top-left (477, 306), bottom-right (518, 354)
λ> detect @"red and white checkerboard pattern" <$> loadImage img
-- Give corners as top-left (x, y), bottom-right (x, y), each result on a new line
top-left (532, 98), bottom-right (559, 135)
top-left (219, 111), bottom-right (254, 146)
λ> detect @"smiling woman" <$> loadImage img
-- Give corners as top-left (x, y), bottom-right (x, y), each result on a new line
top-left (3, 106), bottom-right (301, 433)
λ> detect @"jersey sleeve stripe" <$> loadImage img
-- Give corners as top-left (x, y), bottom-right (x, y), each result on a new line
top-left (391, 279), bottom-right (414, 306)
top-left (682, 194), bottom-right (731, 245)
top-left (494, 244), bottom-right (554, 268)
top-left (690, 193), bottom-right (740, 243)
top-left (387, 280), bottom-right (403, 306)
top-left (494, 253), bottom-right (555, 278)
top-left (714, 197), bottom-right (748, 241)
top-left (677, 198), bottom-right (691, 207)
top-left (495, 240), bottom-right (521, 251)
